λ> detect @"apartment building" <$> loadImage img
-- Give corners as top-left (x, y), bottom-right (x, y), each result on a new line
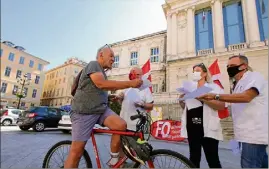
top-left (0, 41), bottom-right (50, 109)
top-left (40, 57), bottom-right (87, 107)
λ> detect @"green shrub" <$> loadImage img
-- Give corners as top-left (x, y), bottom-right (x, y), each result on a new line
top-left (109, 101), bottom-right (121, 115)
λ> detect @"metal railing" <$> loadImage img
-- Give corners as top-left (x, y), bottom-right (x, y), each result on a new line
top-left (228, 43), bottom-right (247, 51)
top-left (151, 101), bottom-right (234, 140)
top-left (197, 48), bottom-right (214, 56)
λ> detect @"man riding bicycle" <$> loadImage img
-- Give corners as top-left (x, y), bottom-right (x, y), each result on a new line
top-left (64, 44), bottom-right (143, 168)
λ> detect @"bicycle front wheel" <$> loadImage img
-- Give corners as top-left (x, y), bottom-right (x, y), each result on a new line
top-left (133, 149), bottom-right (195, 168)
top-left (42, 140), bottom-right (92, 168)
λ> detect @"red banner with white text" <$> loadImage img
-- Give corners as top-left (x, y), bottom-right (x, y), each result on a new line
top-left (150, 120), bottom-right (185, 142)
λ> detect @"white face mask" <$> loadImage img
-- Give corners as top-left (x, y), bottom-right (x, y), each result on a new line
top-left (191, 71), bottom-right (202, 82)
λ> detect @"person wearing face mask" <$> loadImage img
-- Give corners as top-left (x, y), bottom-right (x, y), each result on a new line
top-left (179, 63), bottom-right (225, 168)
top-left (197, 55), bottom-right (268, 168)
top-left (116, 67), bottom-right (154, 168)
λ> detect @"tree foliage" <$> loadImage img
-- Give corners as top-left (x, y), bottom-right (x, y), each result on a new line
top-left (16, 93), bottom-right (25, 99)
top-left (109, 101), bottom-right (121, 115)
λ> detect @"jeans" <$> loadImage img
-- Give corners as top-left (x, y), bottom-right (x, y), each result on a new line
top-left (241, 142), bottom-right (268, 168)
top-left (187, 136), bottom-right (222, 168)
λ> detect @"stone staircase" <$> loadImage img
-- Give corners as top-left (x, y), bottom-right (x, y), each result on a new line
top-left (220, 116), bottom-right (234, 140)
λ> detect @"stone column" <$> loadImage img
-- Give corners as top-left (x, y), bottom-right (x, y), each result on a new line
top-left (186, 7), bottom-right (195, 56)
top-left (242, 0), bottom-right (264, 47)
top-left (177, 11), bottom-right (187, 57)
top-left (212, 0), bottom-right (226, 52)
top-left (171, 12), bottom-right (178, 56)
top-left (167, 13), bottom-right (172, 55)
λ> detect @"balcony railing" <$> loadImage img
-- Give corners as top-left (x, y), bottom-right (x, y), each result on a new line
top-left (228, 43), bottom-right (247, 51)
top-left (197, 48), bottom-right (214, 56)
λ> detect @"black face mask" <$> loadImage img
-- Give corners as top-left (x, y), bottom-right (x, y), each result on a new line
top-left (227, 64), bottom-right (244, 78)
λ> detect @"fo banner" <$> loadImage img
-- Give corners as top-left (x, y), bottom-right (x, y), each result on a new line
top-left (150, 120), bottom-right (185, 142)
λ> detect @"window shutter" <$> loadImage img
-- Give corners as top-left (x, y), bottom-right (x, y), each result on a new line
top-left (195, 13), bottom-right (200, 52)
top-left (256, 0), bottom-right (265, 41)
top-left (237, 2), bottom-right (246, 43)
top-left (208, 10), bottom-right (214, 49)
top-left (223, 5), bottom-right (229, 47)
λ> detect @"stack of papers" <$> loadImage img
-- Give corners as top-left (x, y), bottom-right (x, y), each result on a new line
top-left (177, 81), bottom-right (213, 101)
top-left (176, 81), bottom-right (197, 94)
top-left (138, 73), bottom-right (152, 91)
top-left (178, 86), bottom-right (212, 101)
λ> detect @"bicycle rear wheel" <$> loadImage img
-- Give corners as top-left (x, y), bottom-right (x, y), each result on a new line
top-left (133, 149), bottom-right (195, 168)
top-left (42, 140), bottom-right (92, 168)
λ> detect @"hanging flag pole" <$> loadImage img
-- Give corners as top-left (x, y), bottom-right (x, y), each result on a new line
top-left (142, 59), bottom-right (152, 93)
top-left (208, 59), bottom-right (230, 119)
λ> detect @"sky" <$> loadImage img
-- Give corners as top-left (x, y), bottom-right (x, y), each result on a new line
top-left (1, 0), bottom-right (167, 70)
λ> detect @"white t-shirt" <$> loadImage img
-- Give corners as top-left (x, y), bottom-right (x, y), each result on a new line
top-left (231, 71), bottom-right (268, 145)
top-left (181, 81), bottom-right (224, 141)
top-left (120, 88), bottom-right (153, 131)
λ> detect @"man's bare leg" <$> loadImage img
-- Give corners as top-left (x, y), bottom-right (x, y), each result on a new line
top-left (64, 141), bottom-right (87, 168)
top-left (103, 114), bottom-right (127, 153)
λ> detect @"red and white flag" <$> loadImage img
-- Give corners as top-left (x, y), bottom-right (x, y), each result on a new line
top-left (208, 59), bottom-right (229, 119)
top-left (142, 59), bottom-right (152, 93)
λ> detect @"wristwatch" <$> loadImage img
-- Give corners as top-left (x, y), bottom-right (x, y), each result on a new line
top-left (140, 103), bottom-right (145, 109)
top-left (214, 94), bottom-right (220, 101)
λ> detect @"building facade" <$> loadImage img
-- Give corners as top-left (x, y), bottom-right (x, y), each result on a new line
top-left (108, 0), bottom-right (268, 128)
top-left (108, 31), bottom-right (167, 95)
top-left (109, 0), bottom-right (268, 102)
top-left (163, 0), bottom-right (268, 99)
top-left (1, 41), bottom-right (50, 109)
top-left (40, 57), bottom-right (87, 107)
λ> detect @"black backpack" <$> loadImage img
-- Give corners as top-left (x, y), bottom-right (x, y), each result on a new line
top-left (71, 70), bottom-right (83, 96)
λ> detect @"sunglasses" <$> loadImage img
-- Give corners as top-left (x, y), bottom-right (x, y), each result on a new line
top-left (193, 63), bottom-right (207, 72)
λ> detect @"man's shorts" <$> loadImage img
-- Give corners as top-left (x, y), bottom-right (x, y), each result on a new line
top-left (70, 108), bottom-right (116, 141)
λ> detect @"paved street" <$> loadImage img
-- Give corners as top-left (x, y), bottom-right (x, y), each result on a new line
top-left (1, 126), bottom-right (240, 168)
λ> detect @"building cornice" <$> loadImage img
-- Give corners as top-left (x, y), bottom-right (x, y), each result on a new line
top-left (1, 42), bottom-right (50, 65)
top-left (110, 30), bottom-right (167, 47)
top-left (45, 61), bottom-right (85, 74)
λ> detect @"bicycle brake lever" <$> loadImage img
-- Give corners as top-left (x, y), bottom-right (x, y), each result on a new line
top-left (136, 109), bottom-right (141, 114)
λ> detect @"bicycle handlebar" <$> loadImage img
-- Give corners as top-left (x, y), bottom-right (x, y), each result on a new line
top-left (129, 109), bottom-right (152, 141)
top-left (130, 114), bottom-right (142, 121)
top-left (130, 109), bottom-right (142, 121)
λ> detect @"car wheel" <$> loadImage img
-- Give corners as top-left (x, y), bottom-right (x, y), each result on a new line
top-left (61, 130), bottom-right (70, 134)
top-left (2, 119), bottom-right (12, 126)
top-left (33, 122), bottom-right (45, 132)
top-left (19, 126), bottom-right (30, 131)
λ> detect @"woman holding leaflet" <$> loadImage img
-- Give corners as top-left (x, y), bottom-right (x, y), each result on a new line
top-left (179, 63), bottom-right (225, 168)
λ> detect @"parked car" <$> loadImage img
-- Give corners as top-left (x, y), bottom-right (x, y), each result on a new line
top-left (58, 112), bottom-right (109, 134)
top-left (0, 108), bottom-right (24, 126)
top-left (17, 106), bottom-right (67, 132)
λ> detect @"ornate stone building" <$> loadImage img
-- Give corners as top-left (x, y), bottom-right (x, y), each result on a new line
top-left (108, 0), bottom-right (268, 137)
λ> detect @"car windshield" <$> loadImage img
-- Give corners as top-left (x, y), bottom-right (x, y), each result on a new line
top-left (61, 111), bottom-right (70, 116)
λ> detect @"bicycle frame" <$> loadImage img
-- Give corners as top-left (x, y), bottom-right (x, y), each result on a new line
top-left (91, 128), bottom-right (155, 168)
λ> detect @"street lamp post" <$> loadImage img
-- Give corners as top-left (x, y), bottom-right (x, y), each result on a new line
top-left (16, 73), bottom-right (31, 109)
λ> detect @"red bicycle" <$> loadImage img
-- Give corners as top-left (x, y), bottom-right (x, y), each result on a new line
top-left (42, 110), bottom-right (195, 168)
